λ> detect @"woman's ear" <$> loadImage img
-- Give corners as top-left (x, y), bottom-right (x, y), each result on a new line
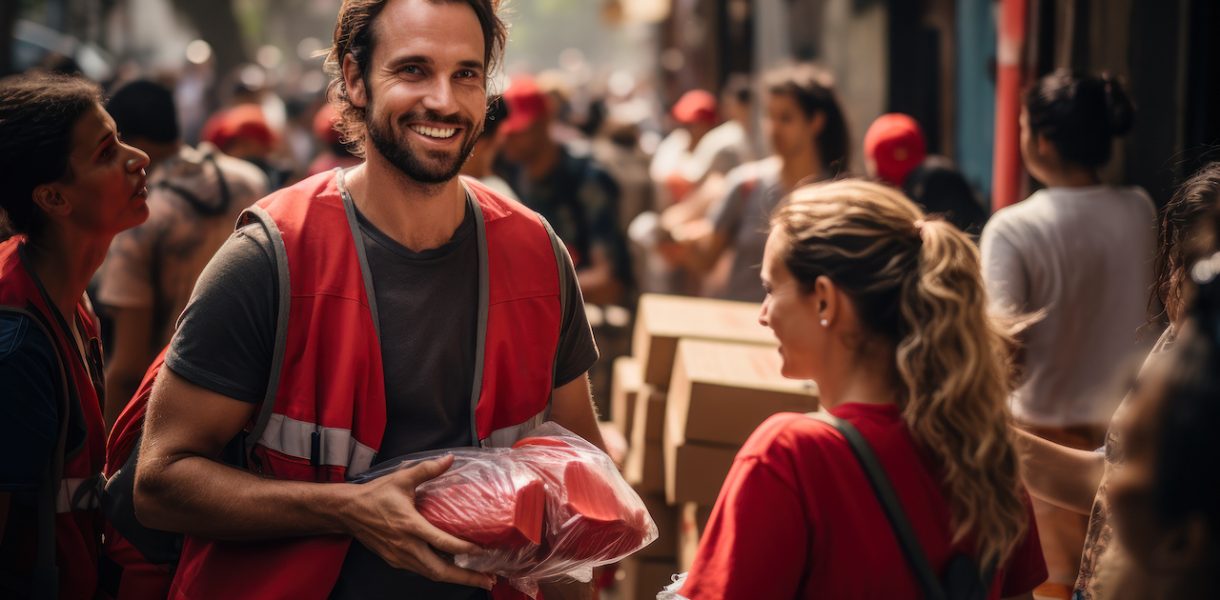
top-left (812, 275), bottom-right (838, 325)
top-left (808, 110), bottom-right (827, 138)
top-left (32, 185), bottom-right (70, 218)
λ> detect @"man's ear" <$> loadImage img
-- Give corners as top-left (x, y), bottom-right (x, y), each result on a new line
top-left (32, 185), bottom-right (71, 218)
top-left (342, 54), bottom-right (368, 110)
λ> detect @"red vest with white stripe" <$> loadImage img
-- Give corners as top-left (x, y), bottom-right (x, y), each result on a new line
top-left (168, 171), bottom-right (565, 599)
top-left (0, 237), bottom-right (106, 600)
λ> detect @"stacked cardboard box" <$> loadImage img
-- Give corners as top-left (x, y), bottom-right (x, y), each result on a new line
top-left (617, 557), bottom-right (678, 600)
top-left (610, 356), bottom-right (644, 439)
top-left (608, 294), bottom-right (817, 600)
top-left (632, 294), bottom-right (778, 389)
top-left (677, 503), bottom-right (714, 571)
top-left (663, 339), bottom-right (818, 505)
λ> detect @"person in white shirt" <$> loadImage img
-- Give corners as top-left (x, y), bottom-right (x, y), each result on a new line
top-left (980, 70), bottom-right (1156, 598)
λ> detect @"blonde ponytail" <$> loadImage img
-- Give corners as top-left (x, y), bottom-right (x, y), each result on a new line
top-left (773, 180), bottom-right (1027, 567)
top-left (896, 219), bottom-right (1027, 567)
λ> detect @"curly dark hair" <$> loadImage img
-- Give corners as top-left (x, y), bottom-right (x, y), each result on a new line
top-left (1151, 162), bottom-right (1220, 324)
top-left (323, 0), bottom-right (507, 157)
top-left (0, 73), bottom-right (102, 239)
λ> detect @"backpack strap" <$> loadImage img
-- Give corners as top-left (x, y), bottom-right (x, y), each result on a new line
top-left (807, 410), bottom-right (947, 600)
top-left (152, 151), bottom-right (233, 217)
top-left (0, 307), bottom-right (71, 599)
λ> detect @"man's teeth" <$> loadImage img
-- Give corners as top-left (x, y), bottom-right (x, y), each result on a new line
top-left (411, 125), bottom-right (457, 139)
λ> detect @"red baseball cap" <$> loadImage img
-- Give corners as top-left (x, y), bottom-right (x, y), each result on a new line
top-left (863, 113), bottom-right (927, 186)
top-left (671, 89), bottom-right (718, 125)
top-left (500, 77), bottom-right (548, 135)
top-left (312, 103), bottom-right (343, 146)
top-left (202, 104), bottom-right (277, 151)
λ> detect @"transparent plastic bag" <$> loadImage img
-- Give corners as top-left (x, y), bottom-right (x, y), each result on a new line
top-left (357, 422), bottom-right (659, 597)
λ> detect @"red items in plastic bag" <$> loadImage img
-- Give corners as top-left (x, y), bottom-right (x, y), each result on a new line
top-left (359, 423), bottom-right (658, 597)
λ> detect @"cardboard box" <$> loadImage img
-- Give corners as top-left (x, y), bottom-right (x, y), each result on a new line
top-left (667, 339), bottom-right (818, 446)
top-left (631, 386), bottom-right (666, 444)
top-left (625, 440), bottom-right (664, 494)
top-left (625, 388), bottom-right (667, 493)
top-left (611, 356), bottom-right (644, 437)
top-left (677, 503), bottom-right (714, 571)
top-left (635, 494), bottom-right (678, 560)
top-left (662, 427), bottom-right (738, 505)
top-left (632, 294), bottom-right (777, 389)
top-left (616, 558), bottom-right (679, 600)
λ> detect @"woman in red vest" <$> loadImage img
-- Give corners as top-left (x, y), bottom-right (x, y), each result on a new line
top-left (679, 180), bottom-right (1047, 598)
top-left (0, 72), bottom-right (151, 598)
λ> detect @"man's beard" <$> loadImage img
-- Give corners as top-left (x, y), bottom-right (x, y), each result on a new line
top-left (365, 98), bottom-right (482, 185)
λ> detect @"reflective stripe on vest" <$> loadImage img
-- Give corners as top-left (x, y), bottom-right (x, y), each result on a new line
top-left (258, 413), bottom-right (378, 476)
top-left (479, 407), bottom-right (550, 448)
top-left (56, 475), bottom-right (100, 513)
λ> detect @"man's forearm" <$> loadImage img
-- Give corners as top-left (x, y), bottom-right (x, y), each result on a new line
top-left (1014, 427), bottom-right (1105, 515)
top-left (135, 453), bottom-right (356, 541)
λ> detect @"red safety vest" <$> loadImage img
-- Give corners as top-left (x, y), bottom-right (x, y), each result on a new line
top-left (168, 171), bottom-right (566, 599)
top-left (0, 237), bottom-right (106, 600)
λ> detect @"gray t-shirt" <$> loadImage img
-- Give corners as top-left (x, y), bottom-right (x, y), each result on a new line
top-left (710, 158), bottom-right (783, 302)
top-left (166, 195), bottom-right (598, 600)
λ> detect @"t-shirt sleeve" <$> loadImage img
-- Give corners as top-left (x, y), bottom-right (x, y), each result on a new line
top-left (1000, 494), bottom-right (1049, 596)
top-left (679, 453), bottom-right (809, 599)
top-left (164, 223), bottom-right (278, 403)
top-left (0, 314), bottom-right (60, 492)
top-left (552, 236), bottom-right (599, 387)
top-left (979, 217), bottom-right (1029, 314)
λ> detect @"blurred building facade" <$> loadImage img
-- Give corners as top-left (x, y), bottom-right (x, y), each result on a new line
top-left (651, 0), bottom-right (1220, 209)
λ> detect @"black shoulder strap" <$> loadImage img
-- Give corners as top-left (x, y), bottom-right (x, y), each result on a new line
top-left (0, 307), bottom-right (70, 599)
top-left (807, 410), bottom-right (947, 600)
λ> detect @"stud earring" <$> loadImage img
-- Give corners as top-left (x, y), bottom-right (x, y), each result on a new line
top-left (819, 319), bottom-right (828, 327)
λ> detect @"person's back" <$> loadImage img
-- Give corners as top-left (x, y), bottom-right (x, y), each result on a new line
top-left (981, 69), bottom-right (1148, 596)
top-left (982, 185), bottom-right (1156, 425)
top-left (99, 143), bottom-right (268, 349)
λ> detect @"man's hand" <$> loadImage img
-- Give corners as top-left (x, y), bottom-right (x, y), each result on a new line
top-left (342, 455), bottom-right (496, 590)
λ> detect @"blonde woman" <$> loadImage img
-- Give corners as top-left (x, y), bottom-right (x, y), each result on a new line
top-left (678, 180), bottom-right (1046, 598)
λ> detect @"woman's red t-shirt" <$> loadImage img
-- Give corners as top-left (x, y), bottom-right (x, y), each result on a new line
top-left (679, 403), bottom-right (1047, 599)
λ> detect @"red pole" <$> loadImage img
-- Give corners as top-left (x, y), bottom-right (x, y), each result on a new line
top-left (991, 0), bottom-right (1029, 211)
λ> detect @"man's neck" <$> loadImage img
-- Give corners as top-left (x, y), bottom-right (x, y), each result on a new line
top-left (343, 153), bottom-right (467, 253)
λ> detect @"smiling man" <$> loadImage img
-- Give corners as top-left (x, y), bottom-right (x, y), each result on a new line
top-left (131, 1), bottom-right (603, 599)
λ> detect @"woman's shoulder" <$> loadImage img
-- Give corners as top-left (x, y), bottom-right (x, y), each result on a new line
top-left (738, 411), bottom-right (852, 465)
